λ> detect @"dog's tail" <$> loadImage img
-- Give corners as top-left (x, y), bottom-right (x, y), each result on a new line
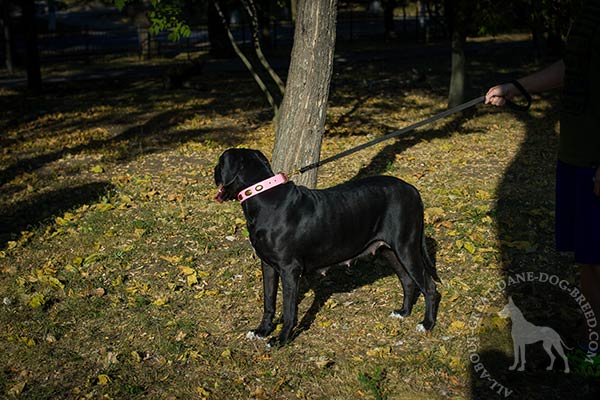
top-left (560, 337), bottom-right (574, 351)
top-left (421, 221), bottom-right (441, 283)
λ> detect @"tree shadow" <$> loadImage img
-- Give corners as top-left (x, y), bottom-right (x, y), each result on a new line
top-left (0, 109), bottom-right (245, 186)
top-left (352, 108), bottom-right (478, 180)
top-left (0, 181), bottom-right (115, 246)
top-left (469, 96), bottom-right (600, 398)
top-left (293, 237), bottom-right (438, 340)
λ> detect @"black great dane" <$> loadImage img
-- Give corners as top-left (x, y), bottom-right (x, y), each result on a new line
top-left (214, 148), bottom-right (441, 347)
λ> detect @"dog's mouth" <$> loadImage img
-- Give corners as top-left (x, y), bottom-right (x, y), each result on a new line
top-left (215, 185), bottom-right (225, 203)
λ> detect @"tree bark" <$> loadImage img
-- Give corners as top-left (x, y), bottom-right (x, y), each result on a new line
top-left (448, 29), bottom-right (466, 107)
top-left (1, 0), bottom-right (14, 73)
top-left (383, 0), bottom-right (396, 39)
top-left (208, 1), bottom-right (234, 58)
top-left (22, 0), bottom-right (41, 93)
top-left (446, 0), bottom-right (466, 108)
top-left (271, 0), bottom-right (338, 189)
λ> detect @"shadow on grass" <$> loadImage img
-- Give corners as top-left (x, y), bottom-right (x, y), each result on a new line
top-left (0, 181), bottom-right (115, 246)
top-left (294, 237), bottom-right (438, 340)
top-left (352, 108), bottom-right (478, 180)
top-left (0, 109), bottom-right (245, 187)
top-left (469, 94), bottom-right (600, 398)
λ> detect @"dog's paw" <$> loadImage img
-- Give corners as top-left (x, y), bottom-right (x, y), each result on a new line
top-left (390, 310), bottom-right (407, 320)
top-left (246, 331), bottom-right (266, 341)
top-left (416, 323), bottom-right (426, 333)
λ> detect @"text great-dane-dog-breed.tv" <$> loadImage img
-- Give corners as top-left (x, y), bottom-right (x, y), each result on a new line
top-left (214, 148), bottom-right (441, 347)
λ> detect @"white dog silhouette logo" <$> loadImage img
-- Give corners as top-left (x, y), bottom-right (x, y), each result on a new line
top-left (499, 296), bottom-right (571, 373)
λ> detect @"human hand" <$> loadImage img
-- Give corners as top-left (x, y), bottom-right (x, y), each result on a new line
top-left (594, 167), bottom-right (600, 197)
top-left (485, 83), bottom-right (518, 107)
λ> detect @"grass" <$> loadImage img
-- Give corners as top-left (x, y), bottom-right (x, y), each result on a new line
top-left (1, 37), bottom-right (599, 399)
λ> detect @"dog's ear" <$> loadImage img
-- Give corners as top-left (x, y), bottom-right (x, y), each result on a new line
top-left (508, 296), bottom-right (513, 304)
top-left (252, 150), bottom-right (274, 173)
top-left (214, 149), bottom-right (246, 202)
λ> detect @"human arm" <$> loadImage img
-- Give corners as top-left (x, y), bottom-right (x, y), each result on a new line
top-left (485, 60), bottom-right (566, 107)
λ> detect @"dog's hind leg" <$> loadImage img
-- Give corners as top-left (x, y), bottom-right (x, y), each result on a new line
top-left (552, 340), bottom-right (570, 373)
top-left (393, 240), bottom-right (440, 332)
top-left (249, 261), bottom-right (279, 340)
top-left (380, 248), bottom-right (419, 319)
top-left (543, 341), bottom-right (557, 371)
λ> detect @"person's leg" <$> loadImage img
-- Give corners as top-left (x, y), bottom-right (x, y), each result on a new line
top-left (581, 264), bottom-right (600, 323)
top-left (580, 264), bottom-right (600, 358)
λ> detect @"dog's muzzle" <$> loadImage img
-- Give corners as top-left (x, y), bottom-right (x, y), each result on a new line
top-left (215, 185), bottom-right (225, 203)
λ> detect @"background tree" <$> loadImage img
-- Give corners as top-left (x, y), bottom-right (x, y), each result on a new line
top-left (0, 0), bottom-right (15, 73)
top-left (116, 0), bottom-right (336, 188)
top-left (445, 0), bottom-right (468, 107)
top-left (23, 0), bottom-right (41, 93)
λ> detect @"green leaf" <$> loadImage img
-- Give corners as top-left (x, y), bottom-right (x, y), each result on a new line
top-left (29, 293), bottom-right (46, 308)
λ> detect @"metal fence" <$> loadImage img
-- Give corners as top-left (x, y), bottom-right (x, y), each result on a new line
top-left (2, 13), bottom-right (437, 66)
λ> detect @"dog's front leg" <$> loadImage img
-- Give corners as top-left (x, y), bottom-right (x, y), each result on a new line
top-left (250, 261), bottom-right (279, 339)
top-left (268, 263), bottom-right (301, 347)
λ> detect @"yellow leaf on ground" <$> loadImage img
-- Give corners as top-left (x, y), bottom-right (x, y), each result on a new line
top-left (449, 320), bottom-right (466, 333)
top-left (463, 242), bottom-right (476, 254)
top-left (187, 273), bottom-right (198, 287)
top-left (179, 266), bottom-right (195, 275)
top-left (97, 374), bottom-right (111, 385)
top-left (28, 293), bottom-right (46, 308)
top-left (152, 297), bottom-right (168, 306)
top-left (197, 386), bottom-right (210, 399)
top-left (94, 203), bottom-right (114, 212)
top-left (161, 255), bottom-right (183, 264)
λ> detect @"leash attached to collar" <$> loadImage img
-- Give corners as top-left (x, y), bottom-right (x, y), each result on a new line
top-left (288, 87), bottom-right (531, 178)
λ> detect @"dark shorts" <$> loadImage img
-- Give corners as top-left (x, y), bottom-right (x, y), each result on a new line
top-left (555, 160), bottom-right (600, 264)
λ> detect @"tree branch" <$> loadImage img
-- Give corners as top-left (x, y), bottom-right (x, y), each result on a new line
top-left (240, 0), bottom-right (285, 97)
top-left (213, 0), bottom-right (278, 115)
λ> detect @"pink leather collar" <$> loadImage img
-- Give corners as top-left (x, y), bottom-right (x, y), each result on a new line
top-left (237, 173), bottom-right (288, 203)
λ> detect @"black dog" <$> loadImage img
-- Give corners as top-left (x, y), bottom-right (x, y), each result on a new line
top-left (214, 148), bottom-right (441, 346)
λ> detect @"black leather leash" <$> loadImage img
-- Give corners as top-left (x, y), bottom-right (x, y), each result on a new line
top-left (292, 81), bottom-right (531, 176)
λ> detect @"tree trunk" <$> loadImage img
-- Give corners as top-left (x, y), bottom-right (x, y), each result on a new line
top-left (271, 0), bottom-right (338, 189)
top-left (22, 0), bottom-right (41, 93)
top-left (446, 0), bottom-right (466, 108)
top-left (1, 0), bottom-right (14, 73)
top-left (383, 0), bottom-right (396, 39)
top-left (448, 29), bottom-right (466, 107)
top-left (208, 1), bottom-right (234, 58)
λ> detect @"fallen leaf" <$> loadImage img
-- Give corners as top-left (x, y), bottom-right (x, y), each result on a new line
top-left (97, 374), bottom-right (111, 385)
top-left (196, 386), bottom-right (210, 399)
top-left (187, 273), bottom-right (198, 287)
top-left (7, 381), bottom-right (26, 396)
top-left (152, 297), bottom-right (168, 306)
top-left (463, 242), bottom-right (476, 254)
top-left (28, 293), bottom-right (46, 308)
top-left (448, 320), bottom-right (465, 333)
top-left (179, 266), bottom-right (195, 275)
top-left (161, 255), bottom-right (183, 264)
top-left (221, 348), bottom-right (231, 359)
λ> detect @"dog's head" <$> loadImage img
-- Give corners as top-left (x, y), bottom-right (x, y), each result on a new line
top-left (498, 296), bottom-right (516, 319)
top-left (214, 148), bottom-right (274, 203)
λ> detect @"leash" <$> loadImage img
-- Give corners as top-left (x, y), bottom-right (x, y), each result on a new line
top-left (288, 81), bottom-right (531, 177)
